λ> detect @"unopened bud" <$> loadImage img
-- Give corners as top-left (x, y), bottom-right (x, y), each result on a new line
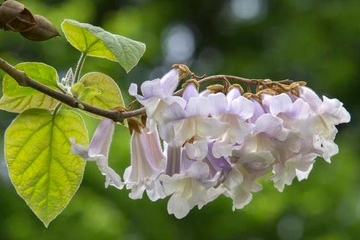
top-left (258, 88), bottom-right (278, 96)
top-left (172, 64), bottom-right (192, 80)
top-left (20, 14), bottom-right (60, 41)
top-left (206, 84), bottom-right (224, 93)
top-left (0, 0), bottom-right (36, 31)
top-left (0, 0), bottom-right (59, 41)
top-left (0, 0), bottom-right (24, 24)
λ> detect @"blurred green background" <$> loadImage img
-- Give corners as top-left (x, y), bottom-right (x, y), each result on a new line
top-left (1, 0), bottom-right (359, 239)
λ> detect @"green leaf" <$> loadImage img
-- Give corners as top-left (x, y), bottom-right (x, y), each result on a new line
top-left (71, 82), bottom-right (101, 101)
top-left (74, 72), bottom-right (125, 115)
top-left (5, 108), bottom-right (88, 227)
top-left (61, 19), bottom-right (146, 73)
top-left (0, 62), bottom-right (60, 113)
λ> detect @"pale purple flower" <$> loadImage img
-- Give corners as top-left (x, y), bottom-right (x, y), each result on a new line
top-left (160, 142), bottom-right (229, 218)
top-left (225, 151), bottom-right (275, 210)
top-left (123, 127), bottom-right (166, 201)
top-left (204, 142), bottom-right (233, 181)
top-left (184, 138), bottom-right (209, 161)
top-left (297, 87), bottom-right (350, 162)
top-left (70, 118), bottom-right (122, 189)
top-left (202, 142), bottom-right (232, 201)
top-left (159, 82), bottom-right (228, 148)
top-left (208, 88), bottom-right (255, 158)
top-left (272, 150), bottom-right (316, 191)
top-left (129, 69), bottom-right (180, 130)
top-left (261, 93), bottom-right (311, 122)
top-left (160, 152), bottom-right (221, 219)
top-left (260, 89), bottom-right (350, 190)
top-left (252, 113), bottom-right (289, 141)
top-left (260, 93), bottom-right (312, 189)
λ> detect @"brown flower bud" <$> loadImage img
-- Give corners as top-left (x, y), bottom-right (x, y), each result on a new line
top-left (6, 8), bottom-right (36, 32)
top-left (172, 64), bottom-right (192, 80)
top-left (206, 84), bottom-right (224, 93)
top-left (0, 0), bottom-right (36, 31)
top-left (0, 0), bottom-right (25, 25)
top-left (20, 14), bottom-right (60, 41)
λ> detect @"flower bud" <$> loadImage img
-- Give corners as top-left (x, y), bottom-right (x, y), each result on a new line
top-left (0, 0), bottom-right (36, 31)
top-left (0, 0), bottom-right (59, 41)
top-left (206, 84), bottom-right (224, 93)
top-left (20, 14), bottom-right (60, 41)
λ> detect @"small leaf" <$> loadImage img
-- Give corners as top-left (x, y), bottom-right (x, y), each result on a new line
top-left (75, 72), bottom-right (125, 115)
top-left (61, 19), bottom-right (146, 73)
top-left (5, 108), bottom-right (88, 227)
top-left (0, 62), bottom-right (60, 113)
top-left (71, 82), bottom-right (101, 101)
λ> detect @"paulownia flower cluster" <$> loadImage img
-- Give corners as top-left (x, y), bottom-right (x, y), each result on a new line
top-left (0, 0), bottom-right (351, 225)
top-left (71, 66), bottom-right (350, 219)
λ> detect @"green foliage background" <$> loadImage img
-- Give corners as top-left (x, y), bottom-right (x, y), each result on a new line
top-left (0, 0), bottom-right (359, 239)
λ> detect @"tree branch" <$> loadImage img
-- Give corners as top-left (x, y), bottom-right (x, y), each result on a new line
top-left (0, 58), bottom-right (296, 123)
top-left (0, 57), bottom-right (145, 122)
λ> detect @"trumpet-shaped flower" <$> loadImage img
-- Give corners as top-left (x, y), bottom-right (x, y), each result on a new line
top-left (129, 69), bottom-right (180, 130)
top-left (123, 127), bottom-right (166, 201)
top-left (159, 83), bottom-right (228, 148)
top-left (161, 142), bottom-right (228, 218)
top-left (208, 88), bottom-right (255, 158)
top-left (272, 150), bottom-right (316, 191)
top-left (70, 118), bottom-right (122, 189)
top-left (161, 153), bottom-right (221, 219)
top-left (296, 87), bottom-right (350, 162)
top-left (225, 151), bottom-right (275, 209)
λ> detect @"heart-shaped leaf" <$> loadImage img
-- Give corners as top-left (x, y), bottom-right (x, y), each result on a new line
top-left (5, 108), bottom-right (88, 227)
top-left (73, 72), bottom-right (125, 115)
top-left (61, 19), bottom-right (146, 73)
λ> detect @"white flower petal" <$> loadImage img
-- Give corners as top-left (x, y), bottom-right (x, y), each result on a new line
top-left (267, 93), bottom-right (293, 116)
top-left (186, 96), bottom-right (210, 116)
top-left (207, 93), bottom-right (228, 115)
top-left (128, 83), bottom-right (138, 96)
top-left (182, 82), bottom-right (199, 101)
top-left (226, 87), bottom-right (241, 102)
top-left (167, 192), bottom-right (190, 219)
top-left (229, 96), bottom-right (255, 119)
top-left (185, 139), bottom-right (208, 161)
top-left (160, 69), bottom-right (180, 95)
top-left (298, 86), bottom-right (322, 112)
top-left (321, 96), bottom-right (351, 124)
top-left (254, 114), bottom-right (287, 141)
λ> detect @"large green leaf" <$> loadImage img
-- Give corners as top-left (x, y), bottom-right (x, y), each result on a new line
top-left (0, 62), bottom-right (60, 113)
top-left (61, 19), bottom-right (146, 73)
top-left (72, 72), bottom-right (125, 116)
top-left (5, 108), bottom-right (88, 227)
